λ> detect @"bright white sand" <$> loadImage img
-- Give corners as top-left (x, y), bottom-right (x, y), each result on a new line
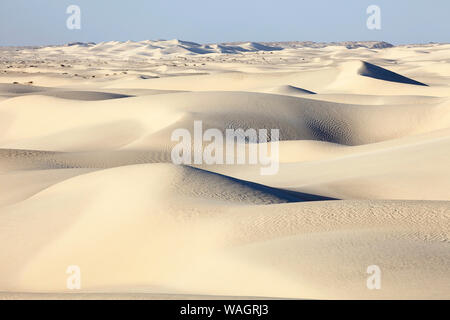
top-left (0, 40), bottom-right (449, 299)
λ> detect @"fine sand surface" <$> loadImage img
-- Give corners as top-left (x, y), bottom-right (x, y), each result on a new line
top-left (0, 40), bottom-right (449, 299)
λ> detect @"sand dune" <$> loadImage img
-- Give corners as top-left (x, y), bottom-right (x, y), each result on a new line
top-left (36, 39), bottom-right (283, 58)
top-left (200, 129), bottom-right (450, 201)
top-left (358, 61), bottom-right (428, 86)
top-left (2, 91), bottom-right (449, 151)
top-left (0, 40), bottom-right (449, 299)
top-left (0, 166), bottom-right (447, 298)
top-left (258, 85), bottom-right (316, 96)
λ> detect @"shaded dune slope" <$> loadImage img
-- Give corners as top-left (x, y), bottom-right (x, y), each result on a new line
top-left (358, 61), bottom-right (428, 86)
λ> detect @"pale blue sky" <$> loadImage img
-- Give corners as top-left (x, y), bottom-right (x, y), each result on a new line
top-left (1, 0), bottom-right (449, 46)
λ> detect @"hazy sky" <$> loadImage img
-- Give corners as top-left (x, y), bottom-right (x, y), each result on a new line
top-left (1, 0), bottom-right (449, 46)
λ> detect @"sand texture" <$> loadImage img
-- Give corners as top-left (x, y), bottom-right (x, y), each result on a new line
top-left (0, 40), bottom-right (449, 299)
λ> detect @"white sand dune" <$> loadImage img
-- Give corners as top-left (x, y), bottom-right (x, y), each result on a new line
top-left (0, 164), bottom-right (447, 299)
top-left (358, 61), bottom-right (428, 86)
top-left (258, 85), bottom-right (316, 96)
top-left (0, 84), bottom-right (132, 100)
top-left (201, 129), bottom-right (450, 201)
top-left (2, 91), bottom-right (450, 150)
top-left (0, 40), bottom-right (449, 299)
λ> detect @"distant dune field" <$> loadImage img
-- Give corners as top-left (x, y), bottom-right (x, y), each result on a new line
top-left (0, 40), bottom-right (449, 299)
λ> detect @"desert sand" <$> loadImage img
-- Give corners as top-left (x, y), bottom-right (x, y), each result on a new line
top-left (0, 40), bottom-right (449, 299)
